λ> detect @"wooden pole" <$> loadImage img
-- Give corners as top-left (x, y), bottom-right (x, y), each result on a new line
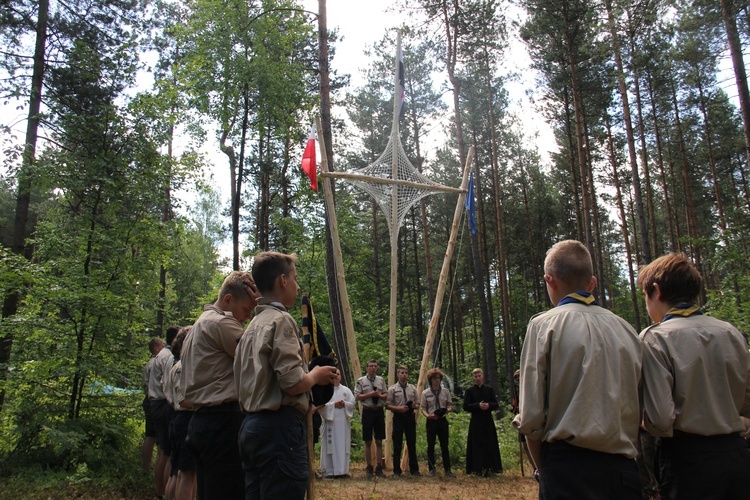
top-left (319, 171), bottom-right (463, 193)
top-left (399, 147), bottom-right (473, 473)
top-left (384, 32), bottom-right (403, 471)
top-left (415, 147), bottom-right (474, 395)
top-left (316, 116), bottom-right (361, 380)
top-left (306, 409), bottom-right (315, 499)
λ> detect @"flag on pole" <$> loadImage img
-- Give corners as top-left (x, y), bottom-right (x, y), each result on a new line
top-left (465, 172), bottom-right (477, 235)
top-left (301, 124), bottom-right (317, 191)
top-left (398, 45), bottom-right (405, 121)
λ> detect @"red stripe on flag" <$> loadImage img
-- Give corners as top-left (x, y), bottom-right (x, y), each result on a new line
top-left (301, 127), bottom-right (317, 191)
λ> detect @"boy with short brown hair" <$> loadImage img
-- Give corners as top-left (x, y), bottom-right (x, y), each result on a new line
top-left (235, 251), bottom-right (337, 499)
top-left (513, 240), bottom-right (642, 499)
top-left (638, 253), bottom-right (750, 499)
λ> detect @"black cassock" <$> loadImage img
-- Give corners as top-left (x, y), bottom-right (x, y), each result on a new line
top-left (463, 384), bottom-right (503, 475)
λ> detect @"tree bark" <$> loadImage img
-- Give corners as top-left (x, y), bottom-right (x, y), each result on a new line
top-left (318, 0), bottom-right (351, 385)
top-left (1, 0), bottom-right (50, 411)
top-left (720, 0), bottom-right (750, 173)
top-left (604, 0), bottom-right (651, 263)
top-left (605, 115), bottom-right (641, 330)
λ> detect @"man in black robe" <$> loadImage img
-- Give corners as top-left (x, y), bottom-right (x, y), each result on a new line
top-left (463, 368), bottom-right (503, 476)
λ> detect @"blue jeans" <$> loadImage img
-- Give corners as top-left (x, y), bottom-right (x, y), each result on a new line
top-left (238, 410), bottom-right (308, 499)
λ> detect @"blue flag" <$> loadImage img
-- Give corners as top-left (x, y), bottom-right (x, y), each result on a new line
top-left (465, 172), bottom-right (477, 235)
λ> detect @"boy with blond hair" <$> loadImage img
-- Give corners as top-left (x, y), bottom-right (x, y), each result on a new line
top-left (513, 240), bottom-right (642, 499)
top-left (180, 271), bottom-right (260, 499)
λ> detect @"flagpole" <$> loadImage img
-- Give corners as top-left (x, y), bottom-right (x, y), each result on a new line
top-left (315, 116), bottom-right (361, 381)
top-left (383, 30), bottom-right (403, 472)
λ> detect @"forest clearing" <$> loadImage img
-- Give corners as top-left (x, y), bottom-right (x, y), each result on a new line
top-left (2, 0), bottom-right (749, 495)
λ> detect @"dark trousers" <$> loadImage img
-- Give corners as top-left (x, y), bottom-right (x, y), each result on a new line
top-left (151, 399), bottom-right (173, 455)
top-left (540, 440), bottom-right (641, 500)
top-left (657, 431), bottom-right (750, 500)
top-left (426, 418), bottom-right (451, 472)
top-left (170, 410), bottom-right (196, 473)
top-left (186, 403), bottom-right (244, 500)
top-left (238, 409), bottom-right (308, 500)
top-left (392, 413), bottom-right (419, 474)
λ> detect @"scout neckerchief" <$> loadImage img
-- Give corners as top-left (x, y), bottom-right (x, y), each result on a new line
top-left (400, 383), bottom-right (408, 406)
top-left (662, 303), bottom-right (702, 323)
top-left (431, 386), bottom-right (441, 411)
top-left (369, 376), bottom-right (379, 405)
top-left (557, 291), bottom-right (598, 307)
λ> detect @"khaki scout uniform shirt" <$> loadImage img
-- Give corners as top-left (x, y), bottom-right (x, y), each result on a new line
top-left (354, 375), bottom-right (387, 409)
top-left (142, 355), bottom-right (156, 394)
top-left (235, 302), bottom-right (309, 417)
top-left (164, 360), bottom-right (187, 412)
top-left (512, 303), bottom-right (642, 458)
top-left (641, 314), bottom-right (750, 437)
top-left (386, 382), bottom-right (420, 409)
top-left (148, 346), bottom-right (172, 401)
top-left (180, 304), bottom-right (244, 409)
top-left (421, 386), bottom-right (453, 415)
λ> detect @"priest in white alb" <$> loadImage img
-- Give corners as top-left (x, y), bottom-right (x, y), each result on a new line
top-left (318, 369), bottom-right (354, 478)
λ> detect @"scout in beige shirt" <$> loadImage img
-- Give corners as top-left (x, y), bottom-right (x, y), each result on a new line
top-left (179, 271), bottom-right (260, 500)
top-left (638, 253), bottom-right (750, 499)
top-left (386, 366), bottom-right (421, 477)
top-left (235, 302), bottom-right (309, 417)
top-left (513, 240), bottom-right (642, 499)
top-left (354, 360), bottom-right (388, 477)
top-left (420, 368), bottom-right (454, 477)
top-left (236, 252), bottom-right (337, 499)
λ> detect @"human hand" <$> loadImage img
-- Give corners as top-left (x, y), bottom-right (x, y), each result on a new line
top-left (335, 400), bottom-right (345, 409)
top-left (310, 365), bottom-right (338, 385)
top-left (243, 279), bottom-right (262, 308)
top-left (480, 401), bottom-right (489, 411)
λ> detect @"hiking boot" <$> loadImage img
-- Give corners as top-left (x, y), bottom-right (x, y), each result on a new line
top-left (375, 465), bottom-right (385, 477)
top-left (366, 465), bottom-right (373, 478)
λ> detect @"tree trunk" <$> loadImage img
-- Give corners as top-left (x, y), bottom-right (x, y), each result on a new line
top-left (318, 0), bottom-right (351, 384)
top-left (156, 122), bottom-right (175, 337)
top-left (582, 116), bottom-right (607, 304)
top-left (645, 68), bottom-right (678, 252)
top-left (562, 86), bottom-right (583, 242)
top-left (605, 115), bottom-right (641, 330)
top-left (696, 81), bottom-right (727, 232)
top-left (670, 74), bottom-right (703, 288)
top-left (604, 0), bottom-right (651, 263)
top-left (720, 0), bottom-right (750, 173)
top-left (1, 0), bottom-right (50, 411)
top-left (626, 16), bottom-right (659, 256)
top-left (566, 31), bottom-right (594, 251)
top-left (482, 47), bottom-right (514, 402)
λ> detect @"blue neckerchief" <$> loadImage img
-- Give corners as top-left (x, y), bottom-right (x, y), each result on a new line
top-left (662, 303), bottom-right (702, 322)
top-left (557, 291), bottom-right (598, 307)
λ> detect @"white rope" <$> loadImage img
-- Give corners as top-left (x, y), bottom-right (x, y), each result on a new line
top-left (432, 206), bottom-right (468, 368)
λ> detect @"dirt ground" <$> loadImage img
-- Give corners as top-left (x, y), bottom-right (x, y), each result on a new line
top-left (311, 465), bottom-right (540, 499)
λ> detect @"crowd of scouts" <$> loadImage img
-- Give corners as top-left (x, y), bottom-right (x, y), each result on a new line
top-left (140, 242), bottom-right (750, 500)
